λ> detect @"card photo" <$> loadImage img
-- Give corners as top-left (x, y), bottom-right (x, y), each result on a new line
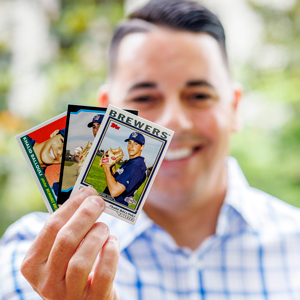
top-left (16, 113), bottom-right (67, 213)
top-left (73, 105), bottom-right (173, 224)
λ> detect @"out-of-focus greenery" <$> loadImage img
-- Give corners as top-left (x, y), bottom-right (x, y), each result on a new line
top-left (0, 0), bottom-right (123, 236)
top-left (231, 0), bottom-right (300, 208)
top-left (0, 0), bottom-right (299, 237)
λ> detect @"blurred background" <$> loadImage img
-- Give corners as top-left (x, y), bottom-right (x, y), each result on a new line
top-left (0, 0), bottom-right (299, 237)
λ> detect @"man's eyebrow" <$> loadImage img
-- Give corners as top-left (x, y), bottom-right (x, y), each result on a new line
top-left (186, 80), bottom-right (215, 89)
top-left (128, 82), bottom-right (157, 92)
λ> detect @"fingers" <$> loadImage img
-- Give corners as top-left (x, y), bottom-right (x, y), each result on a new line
top-left (46, 195), bottom-right (105, 282)
top-left (65, 222), bottom-right (110, 297)
top-left (89, 235), bottom-right (120, 299)
top-left (24, 188), bottom-right (97, 263)
top-left (21, 188), bottom-right (99, 284)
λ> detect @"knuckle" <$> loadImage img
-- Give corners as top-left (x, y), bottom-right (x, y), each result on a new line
top-left (44, 217), bottom-right (65, 237)
top-left (55, 230), bottom-right (77, 250)
top-left (68, 257), bottom-right (87, 277)
top-left (20, 258), bottom-right (32, 279)
top-left (80, 205), bottom-right (95, 218)
top-left (90, 226), bottom-right (109, 243)
top-left (36, 275), bottom-right (59, 299)
top-left (99, 268), bottom-right (116, 282)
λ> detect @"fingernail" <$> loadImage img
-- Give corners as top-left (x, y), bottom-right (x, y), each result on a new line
top-left (89, 196), bottom-right (104, 208)
top-left (109, 235), bottom-right (117, 241)
top-left (82, 187), bottom-right (97, 197)
top-left (99, 222), bottom-right (108, 231)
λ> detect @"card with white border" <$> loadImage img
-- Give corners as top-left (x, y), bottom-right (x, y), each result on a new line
top-left (16, 112), bottom-right (67, 214)
top-left (72, 105), bottom-right (174, 225)
top-left (57, 104), bottom-right (138, 204)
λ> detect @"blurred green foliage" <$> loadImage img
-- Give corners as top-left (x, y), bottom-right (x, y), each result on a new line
top-left (0, 0), bottom-right (299, 237)
top-left (231, 0), bottom-right (300, 207)
top-left (0, 0), bottom-right (123, 236)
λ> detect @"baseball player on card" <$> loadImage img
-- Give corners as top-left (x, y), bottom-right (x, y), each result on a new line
top-left (77, 114), bottom-right (104, 174)
top-left (101, 131), bottom-right (147, 206)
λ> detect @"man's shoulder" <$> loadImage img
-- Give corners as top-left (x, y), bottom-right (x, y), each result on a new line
top-left (131, 156), bottom-right (146, 168)
top-left (0, 212), bottom-right (49, 246)
top-left (247, 186), bottom-right (300, 235)
top-left (227, 157), bottom-right (300, 236)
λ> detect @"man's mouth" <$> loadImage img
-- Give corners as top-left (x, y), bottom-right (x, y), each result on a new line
top-left (164, 146), bottom-right (202, 161)
top-left (50, 148), bottom-right (56, 160)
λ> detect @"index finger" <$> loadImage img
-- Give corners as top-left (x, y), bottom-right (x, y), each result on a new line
top-left (24, 188), bottom-right (98, 264)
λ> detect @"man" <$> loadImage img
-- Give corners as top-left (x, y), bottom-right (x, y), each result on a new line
top-left (102, 132), bottom-right (147, 206)
top-left (77, 114), bottom-right (104, 174)
top-left (28, 128), bottom-right (65, 197)
top-left (1, 1), bottom-right (300, 299)
top-left (28, 128), bottom-right (65, 170)
top-left (87, 113), bottom-right (104, 138)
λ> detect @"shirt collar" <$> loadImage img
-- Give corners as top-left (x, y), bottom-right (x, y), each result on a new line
top-left (216, 157), bottom-right (260, 234)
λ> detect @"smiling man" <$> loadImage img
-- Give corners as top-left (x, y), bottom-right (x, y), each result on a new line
top-left (28, 128), bottom-right (65, 170)
top-left (102, 132), bottom-right (147, 206)
top-left (1, 1), bottom-right (300, 300)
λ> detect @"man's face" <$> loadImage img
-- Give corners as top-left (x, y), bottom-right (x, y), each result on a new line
top-left (40, 134), bottom-right (64, 165)
top-left (127, 140), bottom-right (144, 159)
top-left (92, 122), bottom-right (101, 137)
top-left (106, 29), bottom-right (239, 209)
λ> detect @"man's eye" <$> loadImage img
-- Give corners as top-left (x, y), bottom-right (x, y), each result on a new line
top-left (190, 93), bottom-right (210, 101)
top-left (132, 96), bottom-right (155, 103)
top-left (61, 138), bottom-right (64, 143)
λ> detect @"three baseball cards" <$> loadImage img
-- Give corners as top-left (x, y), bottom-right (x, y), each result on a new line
top-left (16, 104), bottom-right (174, 224)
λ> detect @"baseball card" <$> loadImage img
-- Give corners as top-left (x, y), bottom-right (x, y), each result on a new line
top-left (57, 105), bottom-right (138, 204)
top-left (16, 112), bottom-right (67, 214)
top-left (72, 105), bottom-right (174, 225)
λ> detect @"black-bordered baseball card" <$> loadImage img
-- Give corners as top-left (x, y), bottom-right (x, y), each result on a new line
top-left (57, 105), bottom-right (138, 204)
top-left (15, 112), bottom-right (67, 214)
top-left (72, 105), bottom-right (174, 225)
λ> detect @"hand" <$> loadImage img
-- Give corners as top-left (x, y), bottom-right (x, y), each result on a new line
top-left (21, 188), bottom-right (120, 300)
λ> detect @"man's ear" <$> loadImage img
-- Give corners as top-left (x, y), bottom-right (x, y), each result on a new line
top-left (97, 84), bottom-right (109, 107)
top-left (50, 129), bottom-right (60, 138)
top-left (231, 82), bottom-right (243, 133)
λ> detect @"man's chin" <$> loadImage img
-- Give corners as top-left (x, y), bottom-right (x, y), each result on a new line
top-left (149, 179), bottom-right (198, 205)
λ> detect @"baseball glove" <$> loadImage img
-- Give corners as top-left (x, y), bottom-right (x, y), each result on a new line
top-left (78, 141), bottom-right (92, 168)
top-left (100, 147), bottom-right (124, 167)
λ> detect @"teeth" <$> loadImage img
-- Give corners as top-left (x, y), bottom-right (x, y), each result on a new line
top-left (164, 148), bottom-right (193, 161)
top-left (50, 148), bottom-right (56, 160)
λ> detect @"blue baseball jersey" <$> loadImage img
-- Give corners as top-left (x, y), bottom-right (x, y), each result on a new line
top-left (103, 156), bottom-right (147, 206)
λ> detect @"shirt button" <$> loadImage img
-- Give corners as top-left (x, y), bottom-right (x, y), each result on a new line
top-left (195, 259), bottom-right (204, 270)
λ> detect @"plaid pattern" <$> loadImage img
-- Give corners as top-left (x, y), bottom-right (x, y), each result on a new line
top-left (1, 157), bottom-right (300, 300)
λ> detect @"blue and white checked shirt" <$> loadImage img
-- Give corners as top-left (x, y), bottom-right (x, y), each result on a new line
top-left (1, 157), bottom-right (300, 300)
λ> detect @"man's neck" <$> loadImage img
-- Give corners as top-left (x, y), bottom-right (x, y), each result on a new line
top-left (143, 170), bottom-right (227, 251)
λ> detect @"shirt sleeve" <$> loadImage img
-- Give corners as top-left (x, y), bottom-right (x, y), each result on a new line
top-left (0, 212), bottom-right (48, 300)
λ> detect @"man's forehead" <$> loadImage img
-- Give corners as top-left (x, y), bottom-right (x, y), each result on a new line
top-left (117, 28), bottom-right (220, 61)
top-left (111, 28), bottom-right (228, 87)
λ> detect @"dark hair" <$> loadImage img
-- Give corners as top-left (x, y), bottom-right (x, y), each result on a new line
top-left (109, 0), bottom-right (227, 74)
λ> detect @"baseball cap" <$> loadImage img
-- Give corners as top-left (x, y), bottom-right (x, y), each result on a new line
top-left (87, 114), bottom-right (104, 127)
top-left (58, 128), bottom-right (65, 138)
top-left (125, 132), bottom-right (145, 145)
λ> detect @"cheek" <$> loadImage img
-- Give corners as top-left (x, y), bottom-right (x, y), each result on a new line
top-left (193, 107), bottom-right (233, 141)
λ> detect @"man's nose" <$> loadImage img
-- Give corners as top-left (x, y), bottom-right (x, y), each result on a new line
top-left (155, 99), bottom-right (193, 133)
